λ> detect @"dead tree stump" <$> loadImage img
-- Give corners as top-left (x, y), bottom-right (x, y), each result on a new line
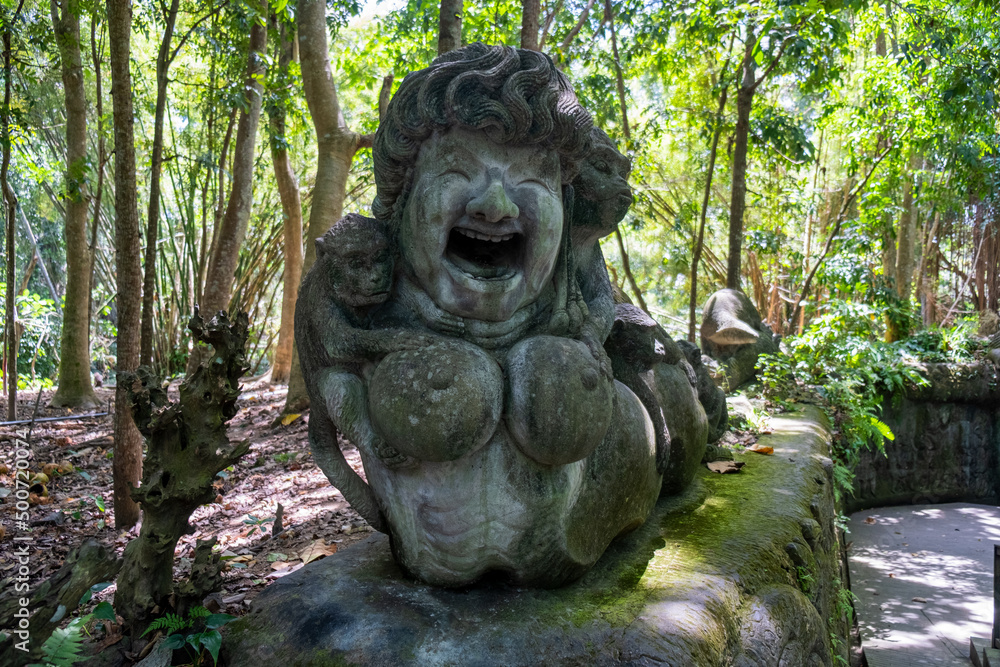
top-left (114, 309), bottom-right (251, 637)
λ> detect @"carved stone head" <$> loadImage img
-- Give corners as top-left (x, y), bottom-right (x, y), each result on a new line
top-left (372, 44), bottom-right (594, 322)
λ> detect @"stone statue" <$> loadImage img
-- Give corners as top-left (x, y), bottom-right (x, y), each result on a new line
top-left (700, 288), bottom-right (779, 390)
top-left (298, 44), bottom-right (701, 587)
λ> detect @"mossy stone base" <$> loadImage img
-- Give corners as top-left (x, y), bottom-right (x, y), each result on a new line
top-left (221, 407), bottom-right (847, 667)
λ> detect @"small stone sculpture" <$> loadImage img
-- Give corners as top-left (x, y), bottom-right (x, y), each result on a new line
top-left (297, 44), bottom-right (709, 587)
top-left (700, 288), bottom-right (780, 390)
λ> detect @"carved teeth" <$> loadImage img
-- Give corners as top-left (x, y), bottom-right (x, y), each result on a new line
top-left (456, 228), bottom-right (514, 243)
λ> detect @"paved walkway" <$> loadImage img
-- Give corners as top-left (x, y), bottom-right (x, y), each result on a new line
top-left (848, 503), bottom-right (1000, 667)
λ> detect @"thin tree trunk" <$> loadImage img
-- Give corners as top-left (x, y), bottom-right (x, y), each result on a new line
top-left (283, 0), bottom-right (370, 412)
top-left (559, 0), bottom-right (595, 53)
top-left (437, 0), bottom-right (462, 55)
top-left (726, 30), bottom-right (756, 290)
top-left (200, 107), bottom-right (236, 305)
top-left (604, 0), bottom-right (629, 140)
top-left (139, 0), bottom-right (179, 367)
top-left (614, 227), bottom-right (648, 313)
top-left (88, 11), bottom-right (106, 344)
top-left (107, 0), bottom-right (143, 529)
top-left (521, 0), bottom-right (540, 50)
top-left (894, 148), bottom-right (918, 303)
top-left (50, 0), bottom-right (99, 409)
top-left (268, 19), bottom-right (301, 384)
top-left (190, 9), bottom-right (268, 376)
top-left (538, 0), bottom-right (562, 49)
top-left (790, 140), bottom-right (897, 327)
top-left (689, 70), bottom-right (730, 342)
top-left (973, 198), bottom-right (985, 310)
top-left (2, 1), bottom-right (24, 420)
top-left (601, 0), bottom-right (646, 315)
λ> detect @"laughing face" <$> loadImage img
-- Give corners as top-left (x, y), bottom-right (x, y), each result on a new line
top-left (398, 127), bottom-right (564, 322)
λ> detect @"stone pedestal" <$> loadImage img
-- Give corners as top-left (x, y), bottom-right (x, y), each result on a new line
top-left (222, 407), bottom-right (847, 667)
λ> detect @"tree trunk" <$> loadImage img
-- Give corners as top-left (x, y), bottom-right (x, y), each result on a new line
top-left (2, 3), bottom-right (23, 421)
top-left (268, 19), bottom-right (302, 384)
top-left (894, 149), bottom-right (918, 303)
top-left (973, 197), bottom-right (986, 310)
top-left (604, 0), bottom-right (629, 140)
top-left (520, 0), bottom-right (540, 50)
top-left (49, 0), bottom-right (99, 409)
top-left (689, 79), bottom-right (729, 342)
top-left (89, 11), bottom-right (106, 344)
top-left (107, 0), bottom-right (143, 530)
top-left (283, 0), bottom-right (368, 412)
top-left (190, 10), bottom-right (267, 374)
top-left (726, 32), bottom-right (756, 290)
top-left (139, 0), bottom-right (179, 368)
top-left (437, 0), bottom-right (462, 55)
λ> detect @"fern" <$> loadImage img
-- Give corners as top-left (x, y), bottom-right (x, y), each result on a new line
top-left (29, 617), bottom-right (88, 667)
top-left (141, 612), bottom-right (187, 637)
top-left (187, 606), bottom-right (210, 619)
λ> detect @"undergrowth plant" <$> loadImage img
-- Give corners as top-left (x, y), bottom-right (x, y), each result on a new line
top-left (27, 589), bottom-right (116, 667)
top-left (758, 300), bottom-right (930, 501)
top-left (141, 606), bottom-right (235, 666)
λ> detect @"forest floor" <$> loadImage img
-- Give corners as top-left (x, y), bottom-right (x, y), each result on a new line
top-left (0, 379), bottom-right (375, 627)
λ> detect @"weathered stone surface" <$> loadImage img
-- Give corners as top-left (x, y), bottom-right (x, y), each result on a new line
top-left (368, 340), bottom-right (503, 462)
top-left (851, 364), bottom-right (1000, 511)
top-left (699, 289), bottom-right (779, 390)
top-left (678, 339), bottom-right (729, 443)
top-left (223, 407), bottom-right (847, 666)
top-left (651, 362), bottom-right (709, 494)
top-left (505, 335), bottom-right (614, 466)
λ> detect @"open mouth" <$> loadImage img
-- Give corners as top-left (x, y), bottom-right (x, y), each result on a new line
top-left (445, 227), bottom-right (524, 280)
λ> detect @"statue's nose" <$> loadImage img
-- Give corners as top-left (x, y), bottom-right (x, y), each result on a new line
top-left (466, 180), bottom-right (519, 223)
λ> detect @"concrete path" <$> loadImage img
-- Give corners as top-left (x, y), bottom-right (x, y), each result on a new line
top-left (848, 503), bottom-right (1000, 667)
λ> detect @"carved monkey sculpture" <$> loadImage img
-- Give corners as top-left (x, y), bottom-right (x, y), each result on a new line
top-left (296, 213), bottom-right (439, 532)
top-left (566, 128), bottom-right (635, 373)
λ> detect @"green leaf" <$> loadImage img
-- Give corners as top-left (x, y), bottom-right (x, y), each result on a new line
top-left (162, 633), bottom-right (187, 650)
top-left (205, 613), bottom-right (236, 630)
top-left (89, 494), bottom-right (106, 512)
top-left (93, 601), bottom-right (116, 621)
top-left (142, 613), bottom-right (186, 637)
top-left (188, 606), bottom-right (211, 619)
top-left (37, 618), bottom-right (88, 665)
top-left (869, 417), bottom-right (895, 441)
top-left (200, 630), bottom-right (223, 665)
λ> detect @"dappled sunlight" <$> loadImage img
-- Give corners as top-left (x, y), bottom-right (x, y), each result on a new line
top-left (849, 503), bottom-right (998, 665)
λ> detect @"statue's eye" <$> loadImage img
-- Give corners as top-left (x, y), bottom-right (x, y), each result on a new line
top-left (593, 160), bottom-right (611, 174)
top-left (517, 176), bottom-right (555, 192)
top-left (443, 168), bottom-right (471, 180)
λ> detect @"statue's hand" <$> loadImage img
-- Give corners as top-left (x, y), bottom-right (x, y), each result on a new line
top-left (432, 312), bottom-right (465, 337)
top-left (581, 331), bottom-right (613, 381)
top-left (390, 331), bottom-right (442, 352)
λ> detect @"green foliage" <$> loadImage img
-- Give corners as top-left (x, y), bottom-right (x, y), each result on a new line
top-left (242, 513), bottom-right (274, 536)
top-left (27, 617), bottom-right (88, 667)
top-left (26, 593), bottom-right (115, 667)
top-left (142, 606), bottom-right (236, 667)
top-left (758, 300), bottom-right (930, 500)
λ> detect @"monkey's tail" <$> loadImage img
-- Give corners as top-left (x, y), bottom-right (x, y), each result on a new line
top-left (308, 398), bottom-right (388, 533)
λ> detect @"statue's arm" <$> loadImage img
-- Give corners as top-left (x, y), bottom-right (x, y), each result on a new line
top-left (318, 312), bottom-right (441, 364)
top-left (578, 245), bottom-right (615, 345)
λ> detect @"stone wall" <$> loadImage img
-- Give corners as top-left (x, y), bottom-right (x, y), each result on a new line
top-left (850, 361), bottom-right (1000, 512)
top-left (222, 407), bottom-right (851, 666)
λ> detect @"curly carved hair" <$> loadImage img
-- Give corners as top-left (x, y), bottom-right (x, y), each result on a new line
top-left (372, 43), bottom-right (593, 224)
